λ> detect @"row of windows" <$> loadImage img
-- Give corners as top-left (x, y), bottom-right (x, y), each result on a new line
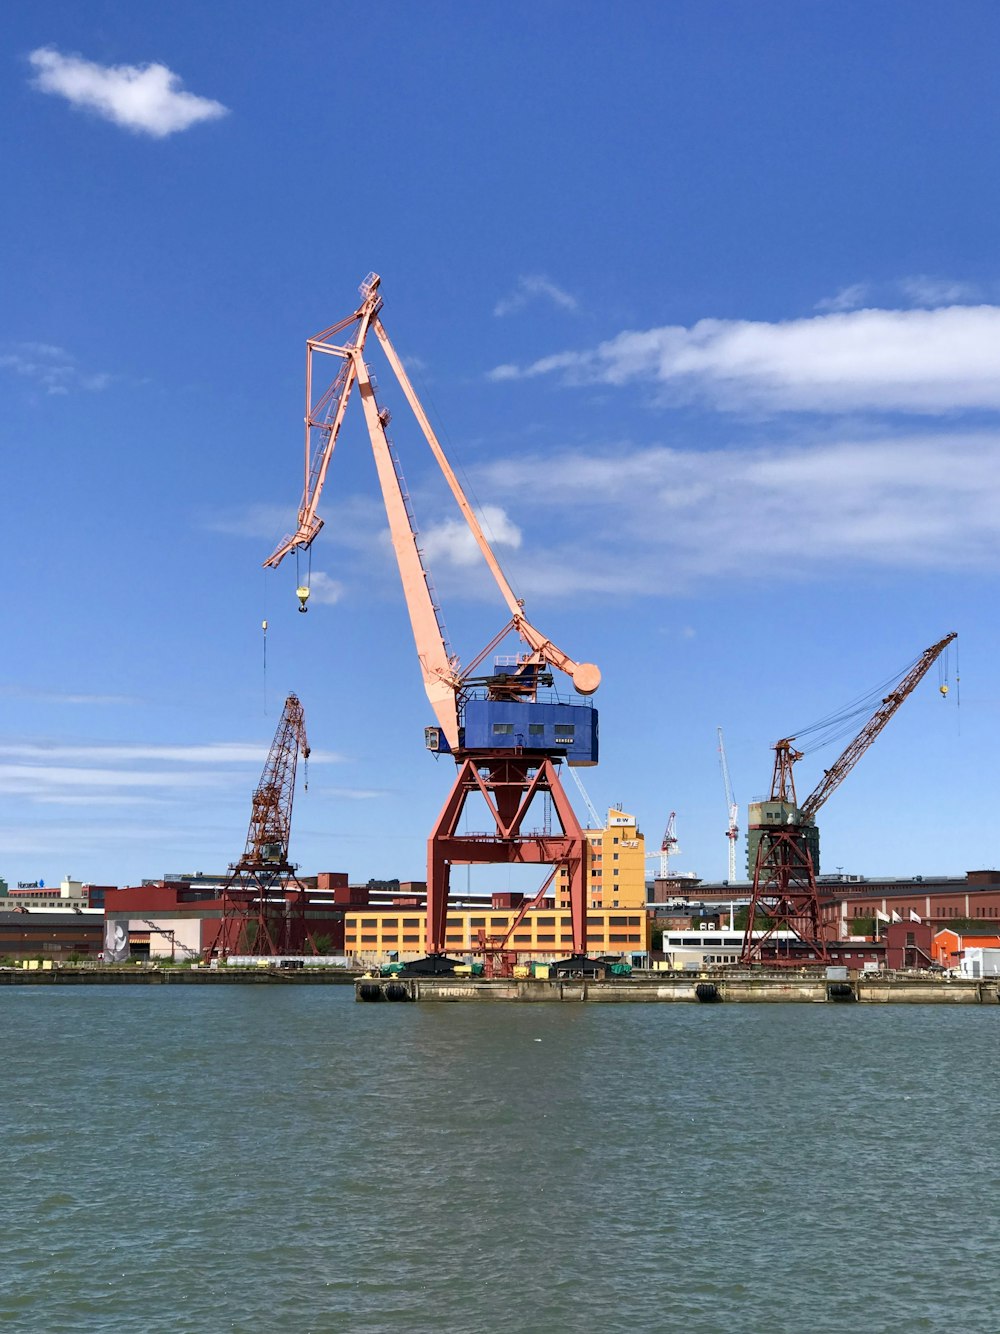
top-left (352, 914), bottom-right (643, 934)
top-left (492, 723), bottom-right (576, 739)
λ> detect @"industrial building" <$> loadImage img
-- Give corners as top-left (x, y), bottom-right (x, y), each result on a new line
top-left (0, 912), bottom-right (103, 960)
top-left (104, 873), bottom-right (348, 960)
top-left (692, 869), bottom-right (1000, 930)
top-left (343, 895), bottom-right (648, 965)
top-left (0, 876), bottom-right (109, 913)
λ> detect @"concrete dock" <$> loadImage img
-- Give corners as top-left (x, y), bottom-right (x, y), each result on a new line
top-left (356, 973), bottom-right (1000, 1004)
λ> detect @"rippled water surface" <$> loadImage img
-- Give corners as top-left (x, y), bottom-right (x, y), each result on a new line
top-left (1, 987), bottom-right (997, 1332)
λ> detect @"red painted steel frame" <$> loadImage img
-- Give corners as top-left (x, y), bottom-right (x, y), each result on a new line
top-left (742, 828), bottom-right (831, 965)
top-left (426, 754), bottom-right (586, 956)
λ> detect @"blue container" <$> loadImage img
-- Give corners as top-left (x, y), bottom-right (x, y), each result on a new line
top-left (460, 699), bottom-right (598, 766)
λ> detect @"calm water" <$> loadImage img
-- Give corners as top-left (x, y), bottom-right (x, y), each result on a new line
top-left (1, 987), bottom-right (996, 1333)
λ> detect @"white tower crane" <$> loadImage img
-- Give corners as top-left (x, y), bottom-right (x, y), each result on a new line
top-left (717, 726), bottom-right (739, 883)
top-left (566, 763), bottom-right (602, 830)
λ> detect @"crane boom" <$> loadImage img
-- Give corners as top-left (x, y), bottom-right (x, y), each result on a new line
top-left (263, 273), bottom-right (600, 751)
top-left (242, 692), bottom-right (310, 867)
top-left (799, 632), bottom-right (956, 819)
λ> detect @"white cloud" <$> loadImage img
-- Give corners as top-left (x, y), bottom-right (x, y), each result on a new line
top-left (27, 46), bottom-right (228, 138)
top-left (306, 571), bottom-right (344, 605)
top-left (488, 305), bottom-right (1000, 415)
top-left (494, 275), bottom-right (579, 317)
top-left (0, 342), bottom-right (111, 395)
top-left (420, 504), bottom-right (522, 569)
top-left (815, 283), bottom-right (870, 313)
top-left (470, 431), bottom-right (1000, 596)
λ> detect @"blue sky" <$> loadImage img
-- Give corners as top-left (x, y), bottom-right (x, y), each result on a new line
top-left (2, 1), bottom-right (998, 890)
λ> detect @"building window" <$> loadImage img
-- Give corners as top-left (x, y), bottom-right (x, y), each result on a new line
top-left (470, 917), bottom-right (486, 927)
top-left (529, 723), bottom-right (544, 736)
top-left (492, 723), bottom-right (514, 735)
top-left (536, 934), bottom-right (555, 943)
top-left (554, 726), bottom-right (575, 741)
top-left (536, 916), bottom-right (555, 926)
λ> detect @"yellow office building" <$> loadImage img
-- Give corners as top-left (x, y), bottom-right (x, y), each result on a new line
top-left (344, 904), bottom-right (648, 962)
top-left (556, 807), bottom-right (646, 911)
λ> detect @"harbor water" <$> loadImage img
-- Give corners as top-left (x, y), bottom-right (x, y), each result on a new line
top-left (1, 987), bottom-right (996, 1333)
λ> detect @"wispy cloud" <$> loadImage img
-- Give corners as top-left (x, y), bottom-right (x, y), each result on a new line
top-left (28, 47), bottom-right (228, 138)
top-left (469, 431), bottom-right (1000, 596)
top-left (899, 275), bottom-right (982, 306)
top-left (494, 275), bottom-right (579, 317)
top-left (0, 740), bottom-right (341, 808)
top-left (0, 741), bottom-right (341, 765)
top-left (0, 685), bottom-right (135, 706)
top-left (815, 283), bottom-right (870, 313)
top-left (0, 342), bottom-right (111, 396)
top-left (488, 305), bottom-right (1000, 414)
top-left (206, 503), bottom-right (294, 540)
top-left (323, 786), bottom-right (390, 800)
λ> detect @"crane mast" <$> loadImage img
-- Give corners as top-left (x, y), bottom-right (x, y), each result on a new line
top-left (743, 633), bottom-right (957, 964)
top-left (717, 727), bottom-right (739, 883)
top-left (266, 275), bottom-right (602, 963)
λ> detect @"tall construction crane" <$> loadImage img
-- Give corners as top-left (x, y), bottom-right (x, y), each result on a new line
top-left (717, 727), bottom-right (739, 883)
top-left (265, 274), bottom-right (601, 967)
top-left (648, 812), bottom-right (679, 879)
top-left (743, 632), bottom-right (957, 964)
top-left (206, 693), bottom-right (311, 959)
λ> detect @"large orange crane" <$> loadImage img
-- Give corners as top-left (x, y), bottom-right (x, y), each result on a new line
top-left (265, 274), bottom-right (601, 967)
top-left (743, 632), bottom-right (956, 964)
top-left (206, 692), bottom-right (311, 959)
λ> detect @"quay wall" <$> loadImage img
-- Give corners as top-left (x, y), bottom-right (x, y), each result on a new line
top-left (357, 974), bottom-right (1000, 1005)
top-left (0, 966), bottom-right (357, 985)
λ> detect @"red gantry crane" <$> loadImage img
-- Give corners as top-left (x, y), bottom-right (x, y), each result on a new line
top-left (265, 274), bottom-right (601, 970)
top-left (742, 632), bottom-right (956, 965)
top-left (207, 692), bottom-right (311, 959)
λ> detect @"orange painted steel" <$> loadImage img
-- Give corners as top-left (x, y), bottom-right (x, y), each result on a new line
top-left (265, 275), bottom-right (601, 958)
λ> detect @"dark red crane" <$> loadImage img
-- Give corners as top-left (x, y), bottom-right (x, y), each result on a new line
top-left (742, 632), bottom-right (956, 965)
top-left (206, 693), bottom-right (311, 959)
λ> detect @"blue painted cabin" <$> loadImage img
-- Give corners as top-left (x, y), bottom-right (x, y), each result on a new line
top-left (456, 699), bottom-right (599, 766)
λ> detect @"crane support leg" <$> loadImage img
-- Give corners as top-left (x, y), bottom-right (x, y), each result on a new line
top-left (742, 829), bottom-right (831, 965)
top-left (426, 754), bottom-right (588, 956)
